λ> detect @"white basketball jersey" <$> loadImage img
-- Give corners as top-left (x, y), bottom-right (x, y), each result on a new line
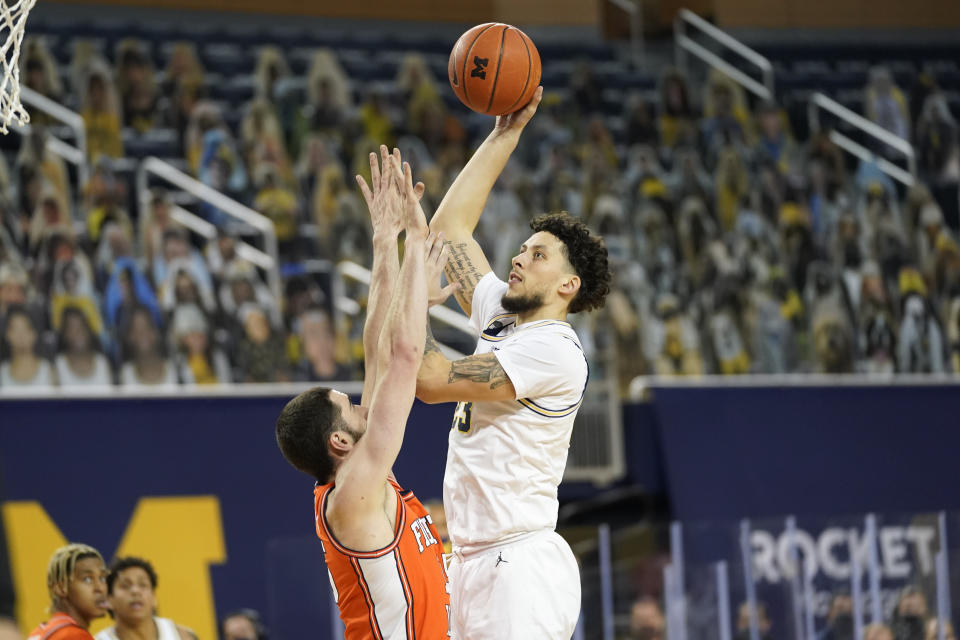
top-left (95, 617), bottom-right (180, 640)
top-left (444, 272), bottom-right (588, 548)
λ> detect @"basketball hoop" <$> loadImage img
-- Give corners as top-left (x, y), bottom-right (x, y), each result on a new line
top-left (0, 0), bottom-right (37, 134)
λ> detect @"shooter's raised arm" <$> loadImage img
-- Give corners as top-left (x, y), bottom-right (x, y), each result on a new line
top-left (429, 86), bottom-right (543, 317)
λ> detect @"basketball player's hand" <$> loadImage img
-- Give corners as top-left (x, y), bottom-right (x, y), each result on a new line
top-left (426, 231), bottom-right (460, 307)
top-left (357, 146), bottom-right (424, 239)
top-left (400, 159), bottom-right (430, 239)
top-left (493, 85), bottom-right (543, 137)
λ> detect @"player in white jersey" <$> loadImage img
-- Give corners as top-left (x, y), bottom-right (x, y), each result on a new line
top-left (416, 86), bottom-right (612, 639)
top-left (94, 558), bottom-right (194, 640)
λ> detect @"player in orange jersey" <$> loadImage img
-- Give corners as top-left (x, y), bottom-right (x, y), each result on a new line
top-left (28, 544), bottom-right (108, 640)
top-left (276, 148), bottom-right (455, 639)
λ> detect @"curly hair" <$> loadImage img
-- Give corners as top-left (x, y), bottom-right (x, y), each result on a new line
top-left (530, 212), bottom-right (611, 314)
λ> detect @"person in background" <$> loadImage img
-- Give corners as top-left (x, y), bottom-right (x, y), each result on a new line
top-left (891, 586), bottom-right (929, 640)
top-left (294, 307), bottom-right (352, 382)
top-left (220, 610), bottom-right (267, 640)
top-left (625, 597), bottom-right (665, 640)
top-left (734, 601), bottom-right (773, 640)
top-left (235, 304), bottom-right (289, 383)
top-left (170, 304), bottom-right (230, 385)
top-left (1, 305), bottom-right (54, 387)
top-left (819, 592), bottom-right (854, 640)
top-left (119, 306), bottom-right (177, 388)
top-left (81, 62), bottom-right (123, 163)
top-left (55, 306), bottom-right (113, 387)
top-left (94, 557), bottom-right (194, 640)
top-left (115, 39), bottom-right (158, 133)
top-left (27, 543), bottom-right (108, 640)
top-left (104, 260), bottom-right (161, 332)
top-left (865, 66), bottom-right (910, 145)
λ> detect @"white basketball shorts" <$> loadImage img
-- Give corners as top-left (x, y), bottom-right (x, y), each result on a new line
top-left (448, 530), bottom-right (581, 640)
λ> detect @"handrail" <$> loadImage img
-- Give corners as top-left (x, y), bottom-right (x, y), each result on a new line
top-left (136, 156), bottom-right (282, 303)
top-left (808, 92), bottom-right (916, 185)
top-left (168, 204), bottom-right (277, 271)
top-left (605, 0), bottom-right (644, 69)
top-left (337, 259), bottom-right (474, 360)
top-left (18, 85), bottom-right (89, 185)
top-left (675, 8), bottom-right (774, 101)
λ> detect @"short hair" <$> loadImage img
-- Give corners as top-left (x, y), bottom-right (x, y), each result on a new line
top-left (530, 212), bottom-right (611, 314)
top-left (47, 543), bottom-right (103, 604)
top-left (275, 387), bottom-right (346, 483)
top-left (106, 557), bottom-right (157, 595)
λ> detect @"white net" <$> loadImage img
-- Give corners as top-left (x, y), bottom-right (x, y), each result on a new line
top-left (0, 0), bottom-right (36, 134)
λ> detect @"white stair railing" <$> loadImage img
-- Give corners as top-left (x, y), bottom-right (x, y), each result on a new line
top-left (808, 91), bottom-right (917, 187)
top-left (674, 8), bottom-right (774, 101)
top-left (136, 156), bottom-right (282, 303)
top-left (14, 85), bottom-right (89, 185)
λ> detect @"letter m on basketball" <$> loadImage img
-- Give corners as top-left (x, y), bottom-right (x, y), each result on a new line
top-left (471, 56), bottom-right (488, 80)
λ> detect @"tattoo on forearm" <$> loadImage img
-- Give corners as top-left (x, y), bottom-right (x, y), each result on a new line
top-left (448, 354), bottom-right (511, 389)
top-left (444, 241), bottom-right (482, 307)
top-left (424, 321), bottom-right (443, 357)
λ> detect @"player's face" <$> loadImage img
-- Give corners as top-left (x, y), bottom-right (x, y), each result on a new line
top-left (67, 557), bottom-right (109, 624)
top-left (504, 231), bottom-right (575, 312)
top-left (108, 567), bottom-right (156, 624)
top-left (330, 390), bottom-right (368, 441)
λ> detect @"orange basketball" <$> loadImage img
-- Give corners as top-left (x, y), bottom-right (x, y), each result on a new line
top-left (448, 22), bottom-right (541, 117)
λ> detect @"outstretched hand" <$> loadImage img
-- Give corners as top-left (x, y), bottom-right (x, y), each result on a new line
top-left (493, 86), bottom-right (543, 137)
top-left (399, 159), bottom-right (429, 238)
top-left (425, 232), bottom-right (460, 307)
top-left (356, 145), bottom-right (425, 238)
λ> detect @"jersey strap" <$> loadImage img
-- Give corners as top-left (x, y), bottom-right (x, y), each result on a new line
top-left (317, 482), bottom-right (407, 559)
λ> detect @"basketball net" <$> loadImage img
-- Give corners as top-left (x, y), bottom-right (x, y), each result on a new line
top-left (0, 0), bottom-right (37, 134)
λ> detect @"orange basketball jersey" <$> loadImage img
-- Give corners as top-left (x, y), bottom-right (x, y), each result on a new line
top-left (28, 613), bottom-right (94, 640)
top-left (314, 479), bottom-right (451, 639)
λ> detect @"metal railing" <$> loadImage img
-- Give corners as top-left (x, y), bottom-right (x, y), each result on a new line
top-left (136, 156), bottom-right (282, 303)
top-left (675, 8), bottom-right (774, 101)
top-left (337, 259), bottom-right (473, 361)
top-left (14, 85), bottom-right (89, 185)
top-left (605, 0), bottom-right (645, 69)
top-left (808, 91), bottom-right (917, 187)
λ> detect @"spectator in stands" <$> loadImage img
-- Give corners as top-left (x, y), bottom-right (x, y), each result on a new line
top-left (818, 592), bottom-right (854, 640)
top-left (0, 264), bottom-right (35, 321)
top-left (253, 46), bottom-right (289, 104)
top-left (196, 128), bottom-right (248, 223)
top-left (866, 624), bottom-right (896, 640)
top-left (159, 261), bottom-right (216, 316)
top-left (291, 50), bottom-right (350, 155)
top-left (204, 229), bottom-right (239, 280)
top-left (293, 307), bottom-right (352, 382)
top-left (151, 229), bottom-right (213, 300)
top-left (856, 261), bottom-right (898, 375)
top-left (645, 293), bottom-right (704, 376)
top-left (624, 93), bottom-right (658, 148)
top-left (707, 281), bottom-right (752, 375)
top-left (219, 263), bottom-right (279, 329)
top-left (95, 223), bottom-right (135, 285)
top-left (20, 38), bottom-right (62, 126)
top-left (625, 597), bottom-right (664, 640)
top-left (54, 306), bottom-right (112, 387)
top-left (701, 73), bottom-right (751, 162)
top-left (667, 149), bottom-right (712, 205)
top-left (357, 87), bottom-right (395, 152)
top-left (715, 147), bottom-right (750, 232)
top-left (119, 305), bottom-right (177, 388)
top-left (138, 189), bottom-right (179, 269)
top-left (83, 160), bottom-right (132, 244)
top-left (81, 62), bottom-right (124, 162)
top-left (104, 259), bottom-right (161, 331)
top-left (50, 258), bottom-right (103, 337)
top-left (1, 305), bottom-right (54, 387)
top-left (897, 268), bottom-right (946, 373)
top-left (569, 60), bottom-right (604, 117)
top-left (925, 619), bottom-right (956, 640)
top-left (734, 601), bottom-right (773, 640)
top-left (161, 42), bottom-right (204, 98)
top-left (115, 39), bottom-right (158, 133)
top-left (658, 68), bottom-right (697, 150)
top-left (891, 586), bottom-right (930, 640)
top-left (220, 610), bottom-right (267, 640)
top-left (28, 188), bottom-right (72, 257)
top-left (754, 101), bottom-right (798, 174)
top-left (16, 128), bottom-right (69, 208)
top-left (915, 92), bottom-right (960, 185)
top-left (170, 303), bottom-right (230, 385)
top-left (252, 163), bottom-right (299, 255)
top-left (865, 66), bottom-right (910, 145)
top-left (234, 303), bottom-right (289, 383)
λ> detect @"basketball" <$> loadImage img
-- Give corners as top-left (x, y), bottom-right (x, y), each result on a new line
top-left (447, 22), bottom-right (541, 117)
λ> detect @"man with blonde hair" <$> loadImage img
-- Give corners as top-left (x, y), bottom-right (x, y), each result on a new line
top-left (28, 544), bottom-right (108, 640)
